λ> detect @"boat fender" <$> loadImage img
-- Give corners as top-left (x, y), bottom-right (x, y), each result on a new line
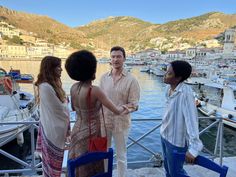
top-left (17, 132), bottom-right (24, 146)
top-left (222, 114), bottom-right (233, 119)
top-left (228, 114), bottom-right (233, 119)
top-left (3, 77), bottom-right (13, 94)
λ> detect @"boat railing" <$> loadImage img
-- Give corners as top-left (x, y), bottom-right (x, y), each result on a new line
top-left (0, 121), bottom-right (41, 174)
top-left (0, 116), bottom-right (226, 175)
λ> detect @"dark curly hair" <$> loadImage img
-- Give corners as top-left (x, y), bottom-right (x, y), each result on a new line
top-left (170, 60), bottom-right (192, 82)
top-left (65, 50), bottom-right (97, 81)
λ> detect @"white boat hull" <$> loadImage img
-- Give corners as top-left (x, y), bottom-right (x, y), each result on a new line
top-left (0, 92), bottom-right (38, 146)
top-left (197, 101), bottom-right (236, 129)
top-left (0, 124), bottom-right (26, 145)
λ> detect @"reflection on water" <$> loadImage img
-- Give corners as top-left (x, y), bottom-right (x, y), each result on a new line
top-left (199, 114), bottom-right (236, 157)
top-left (0, 61), bottom-right (236, 171)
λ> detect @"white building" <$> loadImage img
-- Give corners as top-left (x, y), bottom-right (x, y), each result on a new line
top-left (223, 28), bottom-right (235, 59)
top-left (186, 48), bottom-right (197, 58)
top-left (167, 50), bottom-right (185, 59)
top-left (0, 22), bottom-right (20, 38)
top-left (134, 49), bottom-right (161, 60)
top-left (27, 45), bottom-right (53, 58)
top-left (53, 46), bottom-right (71, 59)
top-left (0, 45), bottom-right (27, 58)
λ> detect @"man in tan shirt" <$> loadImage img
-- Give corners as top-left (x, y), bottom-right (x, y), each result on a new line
top-left (100, 46), bottom-right (140, 177)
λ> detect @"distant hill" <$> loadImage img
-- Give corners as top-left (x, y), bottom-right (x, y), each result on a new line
top-left (76, 16), bottom-right (156, 51)
top-left (1, 6), bottom-right (236, 52)
top-left (157, 12), bottom-right (236, 39)
top-left (76, 12), bottom-right (236, 52)
top-left (0, 6), bottom-right (89, 49)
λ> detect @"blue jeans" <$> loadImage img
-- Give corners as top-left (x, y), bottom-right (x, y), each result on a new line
top-left (161, 137), bottom-right (188, 177)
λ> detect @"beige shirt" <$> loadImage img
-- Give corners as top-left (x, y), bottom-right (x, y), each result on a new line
top-left (100, 69), bottom-right (140, 132)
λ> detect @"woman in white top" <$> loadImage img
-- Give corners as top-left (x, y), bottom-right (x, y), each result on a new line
top-left (160, 60), bottom-right (203, 177)
top-left (35, 56), bottom-right (70, 177)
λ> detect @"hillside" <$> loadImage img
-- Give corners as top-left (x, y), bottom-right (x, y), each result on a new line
top-left (76, 12), bottom-right (236, 52)
top-left (1, 6), bottom-right (236, 53)
top-left (156, 12), bottom-right (236, 39)
top-left (77, 16), bottom-right (156, 51)
top-left (0, 6), bottom-right (89, 49)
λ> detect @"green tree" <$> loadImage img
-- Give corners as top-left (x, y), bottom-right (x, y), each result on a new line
top-left (70, 42), bottom-right (83, 49)
top-left (161, 49), bottom-right (168, 54)
top-left (2, 35), bottom-right (9, 40)
top-left (8, 35), bottom-right (23, 45)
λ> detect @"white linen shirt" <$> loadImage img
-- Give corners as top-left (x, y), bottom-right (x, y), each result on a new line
top-left (160, 82), bottom-right (203, 157)
top-left (100, 69), bottom-right (140, 132)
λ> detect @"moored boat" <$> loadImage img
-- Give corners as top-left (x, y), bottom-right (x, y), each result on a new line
top-left (0, 68), bottom-right (38, 146)
top-left (140, 66), bottom-right (150, 72)
top-left (196, 85), bottom-right (236, 128)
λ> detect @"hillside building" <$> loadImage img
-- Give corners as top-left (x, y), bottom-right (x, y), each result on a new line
top-left (223, 28), bottom-right (235, 59)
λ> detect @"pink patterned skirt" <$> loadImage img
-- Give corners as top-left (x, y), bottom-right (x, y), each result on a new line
top-left (36, 125), bottom-right (64, 177)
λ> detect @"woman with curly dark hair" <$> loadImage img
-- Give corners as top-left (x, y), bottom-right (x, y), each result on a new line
top-left (65, 50), bottom-right (126, 177)
top-left (35, 56), bottom-right (70, 177)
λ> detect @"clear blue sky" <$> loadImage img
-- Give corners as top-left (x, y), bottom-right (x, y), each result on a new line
top-left (1, 0), bottom-right (236, 27)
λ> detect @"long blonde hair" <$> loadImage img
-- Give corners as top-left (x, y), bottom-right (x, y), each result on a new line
top-left (35, 56), bottom-right (66, 103)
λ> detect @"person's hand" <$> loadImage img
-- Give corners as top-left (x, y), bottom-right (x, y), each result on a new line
top-left (121, 105), bottom-right (130, 115)
top-left (117, 106), bottom-right (124, 114)
top-left (185, 151), bottom-right (195, 164)
top-left (117, 106), bottom-right (127, 115)
top-left (124, 103), bottom-right (138, 112)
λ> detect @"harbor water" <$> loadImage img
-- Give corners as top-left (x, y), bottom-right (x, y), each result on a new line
top-left (0, 61), bottom-right (236, 173)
